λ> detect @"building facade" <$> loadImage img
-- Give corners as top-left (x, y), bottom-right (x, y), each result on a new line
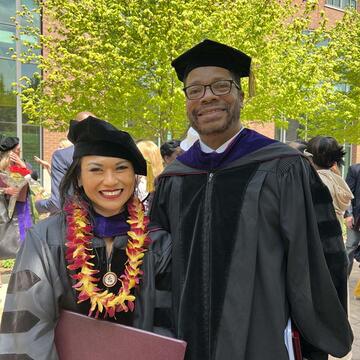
top-left (274, 0), bottom-right (359, 175)
top-left (0, 0), bottom-right (41, 174)
top-left (0, 0), bottom-right (358, 185)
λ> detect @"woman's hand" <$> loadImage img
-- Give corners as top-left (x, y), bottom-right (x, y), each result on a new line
top-left (10, 152), bottom-right (27, 168)
top-left (34, 156), bottom-right (51, 171)
top-left (3, 187), bottom-right (20, 196)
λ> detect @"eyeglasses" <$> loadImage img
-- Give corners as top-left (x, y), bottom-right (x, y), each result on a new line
top-left (183, 80), bottom-right (240, 100)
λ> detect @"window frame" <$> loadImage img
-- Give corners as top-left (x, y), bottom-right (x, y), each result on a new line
top-left (325, 0), bottom-right (357, 10)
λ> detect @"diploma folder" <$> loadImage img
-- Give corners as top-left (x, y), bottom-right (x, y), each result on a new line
top-left (55, 310), bottom-right (187, 360)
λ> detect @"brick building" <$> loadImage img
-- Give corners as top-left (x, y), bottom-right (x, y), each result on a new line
top-left (0, 0), bottom-right (358, 188)
top-left (256, 0), bottom-right (360, 175)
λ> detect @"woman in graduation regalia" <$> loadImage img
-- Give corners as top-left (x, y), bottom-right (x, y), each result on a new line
top-left (0, 135), bottom-right (35, 274)
top-left (0, 117), bottom-right (172, 360)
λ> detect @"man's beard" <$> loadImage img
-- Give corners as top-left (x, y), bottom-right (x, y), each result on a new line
top-left (188, 101), bottom-right (241, 136)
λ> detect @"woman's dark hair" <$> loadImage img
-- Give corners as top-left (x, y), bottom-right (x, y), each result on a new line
top-left (60, 158), bottom-right (93, 210)
top-left (160, 140), bottom-right (181, 158)
top-left (307, 136), bottom-right (346, 169)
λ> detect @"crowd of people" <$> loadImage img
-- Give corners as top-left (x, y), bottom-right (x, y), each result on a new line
top-left (0, 39), bottom-right (357, 360)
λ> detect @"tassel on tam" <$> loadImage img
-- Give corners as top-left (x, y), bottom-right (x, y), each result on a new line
top-left (248, 63), bottom-right (256, 98)
top-left (146, 159), bottom-right (155, 193)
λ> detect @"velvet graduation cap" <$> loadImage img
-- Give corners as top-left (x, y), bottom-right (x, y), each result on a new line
top-left (68, 116), bottom-right (147, 176)
top-left (171, 39), bottom-right (255, 96)
top-left (0, 136), bottom-right (19, 152)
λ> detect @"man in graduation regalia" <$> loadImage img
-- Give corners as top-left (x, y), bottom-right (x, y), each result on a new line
top-left (150, 39), bottom-right (353, 360)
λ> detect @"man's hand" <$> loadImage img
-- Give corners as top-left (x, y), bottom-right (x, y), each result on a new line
top-left (4, 187), bottom-right (20, 197)
top-left (10, 152), bottom-right (26, 168)
top-left (345, 216), bottom-right (354, 229)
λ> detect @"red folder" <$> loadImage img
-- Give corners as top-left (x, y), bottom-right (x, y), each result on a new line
top-left (292, 327), bottom-right (303, 360)
top-left (55, 310), bottom-right (187, 360)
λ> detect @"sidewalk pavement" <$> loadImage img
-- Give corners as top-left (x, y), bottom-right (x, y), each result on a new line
top-left (0, 267), bottom-right (359, 358)
top-left (350, 264), bottom-right (360, 360)
top-left (0, 273), bottom-right (10, 318)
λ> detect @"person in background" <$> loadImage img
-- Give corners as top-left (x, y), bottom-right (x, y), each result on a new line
top-left (306, 136), bottom-right (354, 360)
top-left (179, 126), bottom-right (199, 151)
top-left (307, 136), bottom-right (353, 226)
top-left (0, 117), bottom-right (172, 359)
top-left (150, 39), bottom-right (352, 360)
top-left (35, 111), bottom-right (95, 215)
top-left (0, 137), bottom-right (24, 287)
top-left (0, 136), bottom-right (34, 241)
top-left (2, 136), bottom-right (39, 181)
top-left (33, 138), bottom-right (72, 175)
top-left (58, 138), bottom-right (72, 149)
top-left (160, 140), bottom-right (183, 165)
top-left (344, 162), bottom-right (360, 275)
top-left (33, 156), bottom-right (51, 175)
top-left (136, 140), bottom-right (164, 210)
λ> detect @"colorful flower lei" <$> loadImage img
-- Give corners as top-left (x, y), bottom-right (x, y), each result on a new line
top-left (65, 196), bottom-right (151, 318)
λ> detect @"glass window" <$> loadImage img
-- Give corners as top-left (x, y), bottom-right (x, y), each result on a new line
top-left (275, 120), bottom-right (301, 143)
top-left (0, 59), bottom-right (16, 106)
top-left (22, 123), bottom-right (40, 175)
top-left (275, 128), bottom-right (287, 143)
top-left (19, 0), bottom-right (41, 58)
top-left (22, 63), bottom-right (39, 78)
top-left (335, 83), bottom-right (350, 93)
top-left (0, 58), bottom-right (16, 136)
top-left (21, 33), bottom-right (41, 57)
top-left (0, 23), bottom-right (15, 58)
top-left (342, 144), bottom-right (352, 178)
top-left (0, 118), bottom-right (16, 136)
top-left (0, 0), bottom-right (41, 179)
top-left (286, 120), bottom-right (301, 142)
top-left (0, 0), bottom-right (16, 23)
top-left (22, 63), bottom-right (40, 124)
top-left (22, 63), bottom-right (40, 84)
top-left (326, 0), bottom-right (357, 8)
top-left (21, 0), bottom-right (41, 28)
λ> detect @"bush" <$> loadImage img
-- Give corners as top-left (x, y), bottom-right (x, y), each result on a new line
top-left (0, 259), bottom-right (15, 269)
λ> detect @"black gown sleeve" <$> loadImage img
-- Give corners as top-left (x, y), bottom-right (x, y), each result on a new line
top-left (150, 176), bottom-right (171, 231)
top-left (151, 229), bottom-right (173, 336)
top-left (279, 157), bottom-right (353, 359)
top-left (0, 225), bottom-right (63, 360)
top-left (308, 163), bottom-right (349, 312)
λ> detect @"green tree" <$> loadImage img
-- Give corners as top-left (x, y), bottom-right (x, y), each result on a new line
top-left (13, 0), bottom-right (360, 143)
top-left (315, 8), bottom-right (360, 143)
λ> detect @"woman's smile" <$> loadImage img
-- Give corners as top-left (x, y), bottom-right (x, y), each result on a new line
top-left (79, 155), bottom-right (136, 217)
top-left (99, 189), bottom-right (123, 199)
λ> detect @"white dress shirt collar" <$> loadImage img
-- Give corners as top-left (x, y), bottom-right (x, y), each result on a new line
top-left (199, 127), bottom-right (244, 154)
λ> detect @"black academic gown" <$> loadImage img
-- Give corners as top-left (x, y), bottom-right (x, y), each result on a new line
top-left (150, 141), bottom-right (352, 360)
top-left (0, 213), bottom-right (172, 360)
